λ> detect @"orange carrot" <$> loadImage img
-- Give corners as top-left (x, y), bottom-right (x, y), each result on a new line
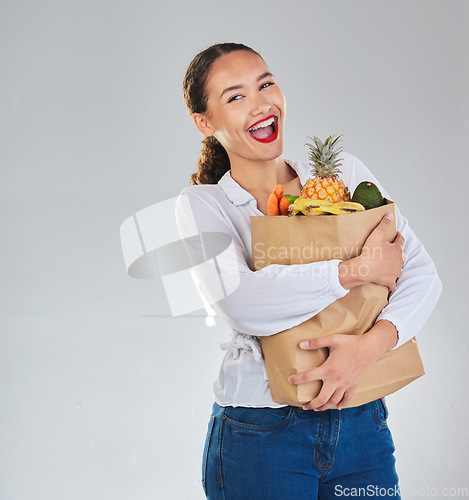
top-left (279, 196), bottom-right (290, 215)
top-left (267, 192), bottom-right (280, 215)
top-left (273, 184), bottom-right (284, 201)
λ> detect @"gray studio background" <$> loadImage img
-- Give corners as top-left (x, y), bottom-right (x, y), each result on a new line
top-left (1, 1), bottom-right (467, 499)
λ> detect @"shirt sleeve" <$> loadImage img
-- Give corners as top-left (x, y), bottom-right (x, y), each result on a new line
top-left (175, 187), bottom-right (349, 337)
top-left (346, 153), bottom-right (443, 349)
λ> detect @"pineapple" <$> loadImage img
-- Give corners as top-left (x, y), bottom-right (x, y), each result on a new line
top-left (300, 134), bottom-right (350, 203)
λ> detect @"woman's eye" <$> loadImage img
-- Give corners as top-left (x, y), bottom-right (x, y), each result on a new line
top-left (228, 94), bottom-right (243, 103)
top-left (260, 81), bottom-right (275, 90)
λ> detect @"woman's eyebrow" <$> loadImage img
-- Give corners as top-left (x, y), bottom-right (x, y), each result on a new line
top-left (219, 72), bottom-right (275, 99)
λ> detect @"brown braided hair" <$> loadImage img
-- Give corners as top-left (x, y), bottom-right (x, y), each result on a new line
top-left (183, 43), bottom-right (263, 185)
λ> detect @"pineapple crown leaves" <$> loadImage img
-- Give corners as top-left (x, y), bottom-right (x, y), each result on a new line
top-left (305, 133), bottom-right (344, 178)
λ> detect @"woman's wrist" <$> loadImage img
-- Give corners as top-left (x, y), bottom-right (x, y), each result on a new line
top-left (338, 257), bottom-right (369, 290)
top-left (363, 319), bottom-right (399, 358)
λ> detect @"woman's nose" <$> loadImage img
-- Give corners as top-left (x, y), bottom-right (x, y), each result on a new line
top-left (251, 100), bottom-right (271, 116)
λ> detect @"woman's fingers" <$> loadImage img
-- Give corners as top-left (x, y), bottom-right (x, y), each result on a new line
top-left (289, 335), bottom-right (341, 386)
top-left (290, 334), bottom-right (366, 411)
top-left (302, 383), bottom-right (358, 412)
top-left (306, 386), bottom-right (344, 411)
top-left (359, 214), bottom-right (407, 290)
top-left (393, 232), bottom-right (406, 269)
top-left (299, 335), bottom-right (336, 351)
top-left (337, 388), bottom-right (355, 411)
top-left (302, 383), bottom-right (339, 411)
top-left (393, 230), bottom-right (405, 248)
top-left (288, 366), bottom-right (323, 386)
top-left (376, 212), bottom-right (394, 232)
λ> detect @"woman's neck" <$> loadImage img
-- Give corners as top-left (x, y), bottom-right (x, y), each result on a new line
top-left (229, 156), bottom-right (295, 194)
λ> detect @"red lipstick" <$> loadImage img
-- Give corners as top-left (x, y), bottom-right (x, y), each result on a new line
top-left (247, 115), bottom-right (279, 143)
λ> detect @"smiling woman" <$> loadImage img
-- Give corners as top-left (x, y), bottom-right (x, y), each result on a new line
top-left (176, 42), bottom-right (442, 499)
top-left (185, 46), bottom-right (289, 201)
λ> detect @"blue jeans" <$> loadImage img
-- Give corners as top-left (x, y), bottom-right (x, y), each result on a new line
top-left (202, 400), bottom-right (401, 499)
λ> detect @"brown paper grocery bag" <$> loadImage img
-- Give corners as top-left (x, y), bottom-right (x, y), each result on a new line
top-left (251, 201), bottom-right (425, 408)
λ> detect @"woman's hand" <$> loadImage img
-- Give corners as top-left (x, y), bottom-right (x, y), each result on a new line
top-left (339, 213), bottom-right (405, 291)
top-left (288, 320), bottom-right (399, 411)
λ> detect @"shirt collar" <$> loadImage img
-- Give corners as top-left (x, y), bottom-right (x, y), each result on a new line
top-left (218, 159), bottom-right (311, 206)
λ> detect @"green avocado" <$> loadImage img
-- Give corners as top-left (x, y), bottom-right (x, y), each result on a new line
top-left (351, 181), bottom-right (385, 210)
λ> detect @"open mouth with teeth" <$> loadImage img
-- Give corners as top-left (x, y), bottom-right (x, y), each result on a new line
top-left (247, 115), bottom-right (279, 143)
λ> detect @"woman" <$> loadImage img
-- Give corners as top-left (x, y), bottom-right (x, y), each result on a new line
top-left (176, 43), bottom-right (441, 499)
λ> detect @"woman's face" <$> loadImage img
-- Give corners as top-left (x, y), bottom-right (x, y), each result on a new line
top-left (194, 50), bottom-right (286, 165)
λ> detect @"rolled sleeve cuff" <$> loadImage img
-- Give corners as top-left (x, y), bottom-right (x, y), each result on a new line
top-left (376, 314), bottom-right (405, 350)
top-left (327, 260), bottom-right (350, 299)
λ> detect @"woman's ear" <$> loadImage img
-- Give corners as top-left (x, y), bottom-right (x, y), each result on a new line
top-left (192, 113), bottom-right (215, 137)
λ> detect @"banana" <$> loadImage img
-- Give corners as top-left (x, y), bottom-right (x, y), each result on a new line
top-left (289, 206), bottom-right (328, 216)
top-left (292, 197), bottom-right (333, 215)
top-left (291, 197), bottom-right (365, 216)
top-left (335, 201), bottom-right (366, 213)
top-left (321, 204), bottom-right (343, 215)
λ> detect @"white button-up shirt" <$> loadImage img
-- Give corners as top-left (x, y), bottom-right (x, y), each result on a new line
top-left (175, 152), bottom-right (442, 408)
